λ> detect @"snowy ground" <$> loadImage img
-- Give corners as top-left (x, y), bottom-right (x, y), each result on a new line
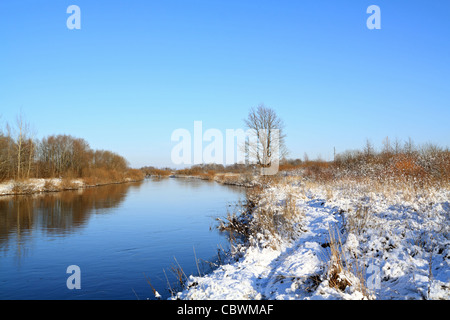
top-left (0, 178), bottom-right (85, 195)
top-left (176, 177), bottom-right (450, 300)
top-left (0, 177), bottom-right (141, 196)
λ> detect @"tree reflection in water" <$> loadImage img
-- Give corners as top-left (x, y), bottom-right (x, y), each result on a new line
top-left (0, 181), bottom-right (143, 256)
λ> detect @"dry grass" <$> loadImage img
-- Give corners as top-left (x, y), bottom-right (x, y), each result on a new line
top-left (344, 204), bottom-right (371, 236)
top-left (11, 180), bottom-right (34, 194)
top-left (214, 173), bottom-right (243, 185)
top-left (60, 177), bottom-right (78, 190)
top-left (217, 180), bottom-right (306, 252)
top-left (141, 166), bottom-right (172, 177)
top-left (324, 227), bottom-right (371, 298)
top-left (81, 168), bottom-right (144, 186)
top-left (43, 179), bottom-right (59, 192)
top-left (325, 227), bottom-right (352, 291)
top-left (217, 199), bottom-right (251, 254)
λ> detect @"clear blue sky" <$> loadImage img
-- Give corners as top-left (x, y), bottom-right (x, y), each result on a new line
top-left (1, 0), bottom-right (449, 168)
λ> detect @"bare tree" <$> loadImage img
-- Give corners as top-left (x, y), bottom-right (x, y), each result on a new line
top-left (382, 136), bottom-right (392, 155)
top-left (72, 138), bottom-right (92, 177)
top-left (244, 104), bottom-right (288, 173)
top-left (0, 132), bottom-right (11, 181)
top-left (303, 152), bottom-right (309, 163)
top-left (393, 137), bottom-right (402, 155)
top-left (9, 114), bottom-right (34, 180)
top-left (364, 139), bottom-right (375, 158)
top-left (16, 116), bottom-right (24, 179)
top-left (404, 137), bottom-right (415, 154)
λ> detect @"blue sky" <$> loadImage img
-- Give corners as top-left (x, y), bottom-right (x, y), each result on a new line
top-left (1, 0), bottom-right (449, 168)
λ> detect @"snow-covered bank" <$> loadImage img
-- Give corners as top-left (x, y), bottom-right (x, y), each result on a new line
top-left (176, 177), bottom-right (450, 300)
top-left (0, 177), bottom-right (143, 196)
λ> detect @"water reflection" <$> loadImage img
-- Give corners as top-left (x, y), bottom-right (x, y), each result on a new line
top-left (0, 178), bottom-right (245, 299)
top-left (0, 182), bottom-right (143, 253)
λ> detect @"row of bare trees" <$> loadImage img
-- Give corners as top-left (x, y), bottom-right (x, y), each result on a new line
top-left (0, 115), bottom-right (35, 181)
top-left (0, 115), bottom-right (131, 182)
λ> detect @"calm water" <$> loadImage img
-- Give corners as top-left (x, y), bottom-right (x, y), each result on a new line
top-left (0, 178), bottom-right (244, 300)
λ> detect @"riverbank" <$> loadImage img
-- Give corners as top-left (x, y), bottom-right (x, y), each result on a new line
top-left (0, 176), bottom-right (145, 196)
top-left (0, 170), bottom-right (249, 196)
top-left (168, 172), bottom-right (256, 188)
top-left (175, 175), bottom-right (450, 300)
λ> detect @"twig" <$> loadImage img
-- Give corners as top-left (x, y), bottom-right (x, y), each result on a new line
top-left (143, 272), bottom-right (160, 299)
top-left (131, 288), bottom-right (140, 300)
top-left (163, 268), bottom-right (174, 299)
top-left (193, 246), bottom-right (202, 277)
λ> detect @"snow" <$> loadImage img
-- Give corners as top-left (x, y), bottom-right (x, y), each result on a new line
top-left (0, 178), bottom-right (94, 196)
top-left (176, 177), bottom-right (450, 300)
top-left (0, 178), bottom-right (62, 195)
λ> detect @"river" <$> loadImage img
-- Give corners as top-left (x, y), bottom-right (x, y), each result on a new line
top-left (0, 177), bottom-right (244, 300)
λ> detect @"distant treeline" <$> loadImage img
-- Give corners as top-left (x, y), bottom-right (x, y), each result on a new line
top-left (141, 137), bottom-right (450, 185)
top-left (0, 116), bottom-right (143, 183)
top-left (141, 163), bottom-right (251, 179)
top-left (281, 138), bottom-right (450, 184)
top-left (143, 137), bottom-right (450, 185)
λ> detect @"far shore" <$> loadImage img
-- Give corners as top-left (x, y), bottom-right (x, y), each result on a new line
top-left (0, 177), bottom-right (145, 197)
top-left (147, 172), bottom-right (257, 188)
top-left (0, 171), bottom-right (254, 197)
